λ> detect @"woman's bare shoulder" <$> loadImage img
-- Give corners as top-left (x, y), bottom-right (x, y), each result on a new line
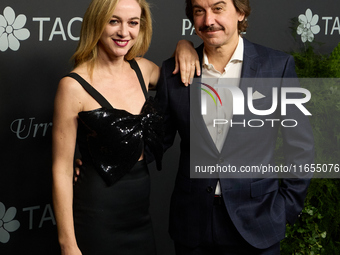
top-left (58, 66), bottom-right (89, 93)
top-left (134, 57), bottom-right (160, 89)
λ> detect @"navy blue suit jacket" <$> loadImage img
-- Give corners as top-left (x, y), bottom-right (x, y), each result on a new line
top-left (156, 38), bottom-right (314, 249)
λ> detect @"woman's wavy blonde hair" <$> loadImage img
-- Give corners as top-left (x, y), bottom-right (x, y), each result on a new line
top-left (72, 0), bottom-right (152, 72)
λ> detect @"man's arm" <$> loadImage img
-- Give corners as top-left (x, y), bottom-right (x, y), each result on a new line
top-left (156, 59), bottom-right (179, 152)
top-left (279, 55), bottom-right (315, 224)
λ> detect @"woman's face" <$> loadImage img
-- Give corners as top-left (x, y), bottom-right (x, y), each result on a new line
top-left (98, 0), bottom-right (141, 59)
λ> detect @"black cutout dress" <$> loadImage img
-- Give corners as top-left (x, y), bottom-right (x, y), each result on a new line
top-left (66, 59), bottom-right (163, 255)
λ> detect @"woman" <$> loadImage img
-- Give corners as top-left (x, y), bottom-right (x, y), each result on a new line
top-left (52, 0), bottom-right (197, 254)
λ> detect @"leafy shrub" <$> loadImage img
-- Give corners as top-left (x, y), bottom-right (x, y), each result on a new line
top-left (282, 203), bottom-right (326, 255)
top-left (279, 41), bottom-right (340, 254)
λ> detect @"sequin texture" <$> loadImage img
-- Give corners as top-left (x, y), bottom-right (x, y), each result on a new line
top-left (77, 97), bottom-right (164, 186)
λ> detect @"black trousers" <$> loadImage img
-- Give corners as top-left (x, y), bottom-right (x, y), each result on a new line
top-left (174, 197), bottom-right (280, 255)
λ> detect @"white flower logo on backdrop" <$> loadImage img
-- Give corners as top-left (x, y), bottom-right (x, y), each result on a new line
top-left (0, 6), bottom-right (30, 52)
top-left (297, 9), bottom-right (320, 43)
top-left (0, 202), bottom-right (20, 243)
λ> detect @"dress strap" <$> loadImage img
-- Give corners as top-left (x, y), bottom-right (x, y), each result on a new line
top-left (128, 59), bottom-right (148, 99)
top-left (64, 73), bottom-right (113, 109)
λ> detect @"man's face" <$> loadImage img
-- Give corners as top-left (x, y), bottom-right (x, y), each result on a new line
top-left (191, 0), bottom-right (244, 49)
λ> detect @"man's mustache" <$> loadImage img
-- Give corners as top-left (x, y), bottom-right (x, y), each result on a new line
top-left (198, 25), bottom-right (224, 32)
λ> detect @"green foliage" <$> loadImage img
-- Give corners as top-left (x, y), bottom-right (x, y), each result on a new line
top-left (329, 42), bottom-right (340, 78)
top-left (304, 179), bottom-right (340, 254)
top-left (281, 204), bottom-right (326, 255)
top-left (305, 79), bottom-right (340, 165)
top-left (291, 42), bottom-right (340, 78)
top-left (278, 40), bottom-right (340, 254)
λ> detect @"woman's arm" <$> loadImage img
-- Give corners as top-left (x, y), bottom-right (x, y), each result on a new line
top-left (147, 60), bottom-right (161, 90)
top-left (52, 77), bottom-right (83, 255)
top-left (172, 40), bottom-right (200, 86)
top-left (137, 40), bottom-right (199, 90)
top-left (135, 58), bottom-right (160, 90)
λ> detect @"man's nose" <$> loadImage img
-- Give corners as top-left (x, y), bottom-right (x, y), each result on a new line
top-left (204, 11), bottom-right (215, 26)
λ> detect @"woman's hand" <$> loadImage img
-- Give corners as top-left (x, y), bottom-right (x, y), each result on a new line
top-left (74, 159), bottom-right (82, 184)
top-left (60, 244), bottom-right (82, 255)
top-left (173, 40), bottom-right (201, 86)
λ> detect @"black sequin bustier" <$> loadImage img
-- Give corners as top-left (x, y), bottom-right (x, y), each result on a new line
top-left (77, 98), bottom-right (163, 186)
top-left (66, 59), bottom-right (163, 186)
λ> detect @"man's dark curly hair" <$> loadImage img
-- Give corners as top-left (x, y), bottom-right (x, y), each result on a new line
top-left (185, 0), bottom-right (251, 34)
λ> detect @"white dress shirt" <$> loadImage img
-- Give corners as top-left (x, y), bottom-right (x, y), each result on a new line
top-left (201, 36), bottom-right (244, 195)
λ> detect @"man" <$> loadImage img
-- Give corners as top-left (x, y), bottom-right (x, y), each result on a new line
top-left (156, 0), bottom-right (314, 254)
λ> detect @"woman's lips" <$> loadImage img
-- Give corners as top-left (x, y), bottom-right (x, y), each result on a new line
top-left (113, 39), bottom-right (129, 47)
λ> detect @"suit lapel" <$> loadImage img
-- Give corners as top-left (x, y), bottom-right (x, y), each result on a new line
top-left (240, 38), bottom-right (261, 78)
top-left (220, 38), bottom-right (261, 155)
top-left (238, 38), bottom-right (262, 116)
top-left (190, 44), bottom-right (220, 154)
top-left (191, 39), bottom-right (263, 156)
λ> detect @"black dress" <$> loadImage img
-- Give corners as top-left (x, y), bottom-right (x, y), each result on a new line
top-left (66, 59), bottom-right (163, 255)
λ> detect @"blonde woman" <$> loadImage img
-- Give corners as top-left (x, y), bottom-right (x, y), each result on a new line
top-left (52, 0), bottom-right (198, 254)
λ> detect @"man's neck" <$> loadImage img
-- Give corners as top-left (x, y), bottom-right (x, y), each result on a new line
top-left (204, 36), bottom-right (240, 73)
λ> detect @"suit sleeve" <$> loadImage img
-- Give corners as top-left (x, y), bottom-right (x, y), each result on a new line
top-left (156, 59), bottom-right (179, 153)
top-left (279, 55), bottom-right (315, 224)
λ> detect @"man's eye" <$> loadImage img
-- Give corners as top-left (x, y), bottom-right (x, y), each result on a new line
top-left (194, 9), bottom-right (204, 15)
top-left (213, 6), bottom-right (224, 12)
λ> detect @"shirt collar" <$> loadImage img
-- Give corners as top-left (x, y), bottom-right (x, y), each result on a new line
top-left (203, 36), bottom-right (244, 70)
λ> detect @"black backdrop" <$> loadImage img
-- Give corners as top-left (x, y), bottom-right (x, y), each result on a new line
top-left (0, 0), bottom-right (339, 254)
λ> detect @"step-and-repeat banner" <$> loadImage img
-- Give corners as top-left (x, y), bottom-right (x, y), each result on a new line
top-left (0, 0), bottom-right (339, 254)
